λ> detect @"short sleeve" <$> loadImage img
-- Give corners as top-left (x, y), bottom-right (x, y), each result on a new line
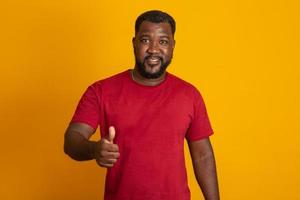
top-left (185, 89), bottom-right (214, 141)
top-left (70, 83), bottom-right (102, 130)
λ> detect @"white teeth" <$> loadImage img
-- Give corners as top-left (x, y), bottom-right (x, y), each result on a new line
top-left (148, 57), bottom-right (159, 61)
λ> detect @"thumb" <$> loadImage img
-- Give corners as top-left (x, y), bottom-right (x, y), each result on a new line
top-left (108, 126), bottom-right (116, 143)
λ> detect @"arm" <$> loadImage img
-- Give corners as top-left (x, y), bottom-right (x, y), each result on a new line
top-left (64, 122), bottom-right (97, 161)
top-left (64, 122), bottom-right (120, 167)
top-left (188, 137), bottom-right (220, 200)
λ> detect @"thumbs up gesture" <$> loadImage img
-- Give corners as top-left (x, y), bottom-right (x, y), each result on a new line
top-left (94, 126), bottom-right (120, 168)
top-left (104, 126), bottom-right (116, 144)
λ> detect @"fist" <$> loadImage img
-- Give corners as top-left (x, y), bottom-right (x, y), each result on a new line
top-left (94, 126), bottom-right (120, 168)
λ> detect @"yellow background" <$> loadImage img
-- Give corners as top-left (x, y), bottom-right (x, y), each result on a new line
top-left (1, 0), bottom-right (299, 199)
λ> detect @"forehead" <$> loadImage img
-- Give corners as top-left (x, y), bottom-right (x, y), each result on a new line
top-left (136, 21), bottom-right (173, 37)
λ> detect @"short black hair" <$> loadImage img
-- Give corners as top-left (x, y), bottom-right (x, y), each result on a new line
top-left (135, 10), bottom-right (176, 36)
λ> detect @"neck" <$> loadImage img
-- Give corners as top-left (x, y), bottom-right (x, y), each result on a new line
top-left (131, 67), bottom-right (166, 86)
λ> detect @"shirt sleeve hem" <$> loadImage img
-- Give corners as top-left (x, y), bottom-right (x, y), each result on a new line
top-left (69, 119), bottom-right (98, 130)
top-left (186, 131), bottom-right (214, 142)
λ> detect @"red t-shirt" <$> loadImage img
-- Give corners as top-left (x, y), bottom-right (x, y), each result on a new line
top-left (71, 69), bottom-right (213, 200)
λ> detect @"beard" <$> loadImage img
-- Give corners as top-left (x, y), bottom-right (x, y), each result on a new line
top-left (135, 54), bottom-right (172, 79)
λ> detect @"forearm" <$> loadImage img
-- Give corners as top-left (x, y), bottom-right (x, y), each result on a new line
top-left (64, 130), bottom-right (97, 161)
top-left (193, 152), bottom-right (220, 200)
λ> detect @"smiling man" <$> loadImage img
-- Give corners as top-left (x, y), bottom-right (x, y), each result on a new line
top-left (64, 10), bottom-right (220, 200)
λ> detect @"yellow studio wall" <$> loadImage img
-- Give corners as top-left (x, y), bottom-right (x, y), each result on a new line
top-left (0, 0), bottom-right (299, 199)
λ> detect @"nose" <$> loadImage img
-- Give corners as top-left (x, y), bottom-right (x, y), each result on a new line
top-left (147, 41), bottom-right (159, 54)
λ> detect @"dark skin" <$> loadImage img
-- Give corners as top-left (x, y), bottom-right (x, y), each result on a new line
top-left (64, 21), bottom-right (219, 200)
top-left (188, 138), bottom-right (220, 200)
top-left (64, 123), bottom-right (119, 168)
top-left (131, 21), bottom-right (175, 86)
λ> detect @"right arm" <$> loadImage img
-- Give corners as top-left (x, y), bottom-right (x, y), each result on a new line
top-left (64, 122), bottom-right (120, 167)
top-left (64, 122), bottom-right (97, 161)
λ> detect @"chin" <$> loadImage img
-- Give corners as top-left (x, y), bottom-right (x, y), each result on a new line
top-left (136, 59), bottom-right (169, 79)
top-left (145, 66), bottom-right (161, 74)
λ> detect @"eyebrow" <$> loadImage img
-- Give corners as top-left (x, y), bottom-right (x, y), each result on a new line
top-left (159, 36), bottom-right (170, 39)
top-left (139, 33), bottom-right (171, 39)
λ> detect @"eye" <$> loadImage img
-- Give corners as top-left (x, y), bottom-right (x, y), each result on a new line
top-left (159, 40), bottom-right (169, 45)
top-left (140, 38), bottom-right (149, 43)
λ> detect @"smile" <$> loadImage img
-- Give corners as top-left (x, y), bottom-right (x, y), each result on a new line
top-left (146, 57), bottom-right (161, 66)
top-left (148, 57), bottom-right (160, 62)
top-left (145, 56), bottom-right (162, 65)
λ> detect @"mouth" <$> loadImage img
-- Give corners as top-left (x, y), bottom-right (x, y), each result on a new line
top-left (145, 56), bottom-right (162, 66)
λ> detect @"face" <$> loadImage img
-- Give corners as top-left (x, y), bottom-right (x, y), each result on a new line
top-left (133, 21), bottom-right (175, 79)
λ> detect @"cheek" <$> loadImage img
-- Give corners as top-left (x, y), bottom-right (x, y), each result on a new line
top-left (136, 46), bottom-right (147, 57)
top-left (137, 52), bottom-right (144, 60)
top-left (163, 48), bottom-right (173, 59)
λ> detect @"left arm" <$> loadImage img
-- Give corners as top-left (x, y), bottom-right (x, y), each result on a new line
top-left (188, 137), bottom-right (220, 200)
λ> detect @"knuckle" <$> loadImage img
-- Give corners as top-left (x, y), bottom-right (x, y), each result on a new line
top-left (99, 150), bottom-right (105, 157)
top-left (97, 161), bottom-right (105, 167)
top-left (97, 159), bottom-right (114, 168)
top-left (108, 159), bottom-right (117, 164)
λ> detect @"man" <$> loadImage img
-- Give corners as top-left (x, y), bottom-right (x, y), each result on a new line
top-left (64, 10), bottom-right (219, 200)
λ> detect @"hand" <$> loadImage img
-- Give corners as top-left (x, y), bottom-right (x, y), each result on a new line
top-left (94, 126), bottom-right (120, 168)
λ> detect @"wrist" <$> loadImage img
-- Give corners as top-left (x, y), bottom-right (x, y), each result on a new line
top-left (89, 141), bottom-right (98, 160)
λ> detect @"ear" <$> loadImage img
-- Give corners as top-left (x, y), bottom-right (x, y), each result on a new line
top-left (172, 39), bottom-right (176, 49)
top-left (132, 37), bottom-right (136, 48)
